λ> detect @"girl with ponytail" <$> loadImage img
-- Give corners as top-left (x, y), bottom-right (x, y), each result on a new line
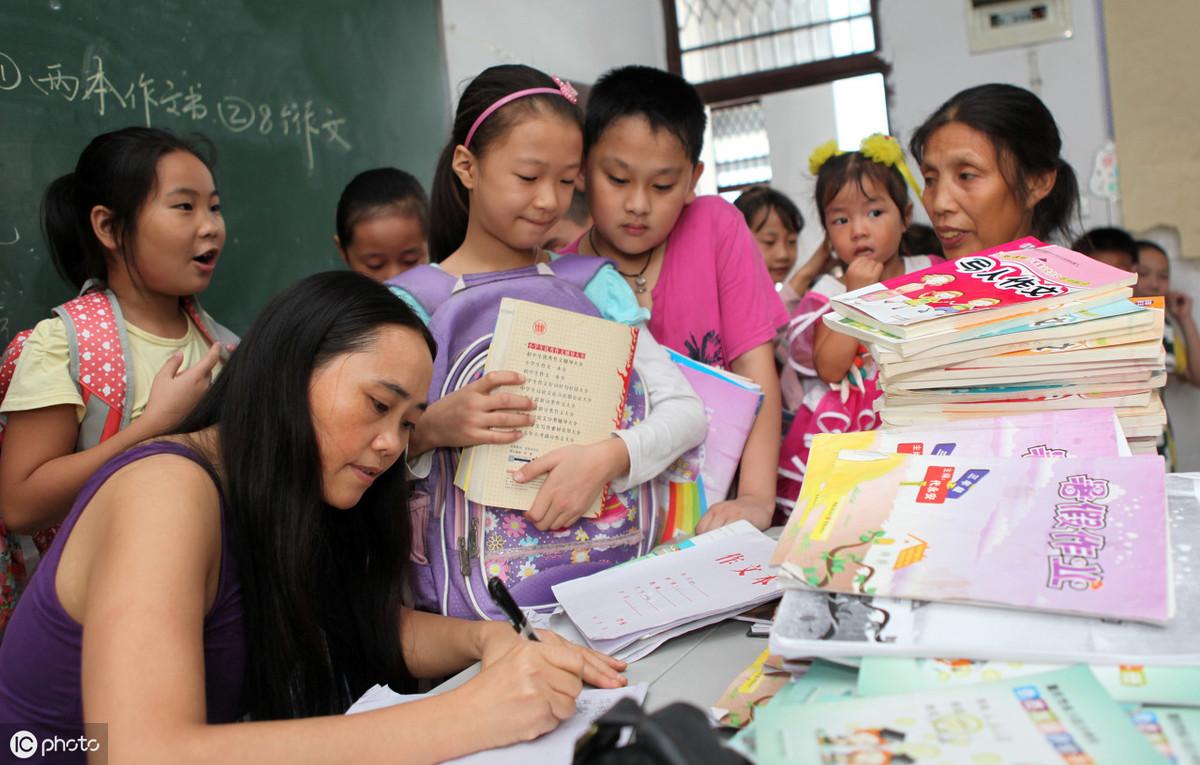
top-left (0, 127), bottom-right (236, 628)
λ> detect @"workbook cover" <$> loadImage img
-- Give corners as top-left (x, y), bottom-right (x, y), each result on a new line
top-left (830, 237), bottom-right (1136, 339)
top-left (455, 298), bottom-right (637, 515)
top-left (779, 452), bottom-right (1170, 624)
top-left (769, 474), bottom-right (1198, 666)
top-left (753, 666), bottom-right (1159, 765)
top-left (772, 410), bottom-right (1128, 566)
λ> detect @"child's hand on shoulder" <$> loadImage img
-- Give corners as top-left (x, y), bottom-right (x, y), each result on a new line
top-left (141, 342), bottom-right (223, 433)
top-left (514, 437), bottom-right (630, 531)
top-left (410, 371), bottom-right (535, 455)
top-left (695, 495), bottom-right (773, 534)
top-left (843, 257), bottom-right (885, 292)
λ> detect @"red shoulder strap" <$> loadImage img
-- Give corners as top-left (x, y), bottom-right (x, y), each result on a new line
top-left (59, 291), bottom-right (128, 414)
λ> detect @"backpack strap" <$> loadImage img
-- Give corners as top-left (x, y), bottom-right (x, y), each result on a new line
top-left (54, 287), bottom-right (135, 446)
top-left (182, 296), bottom-right (239, 352)
top-left (385, 265), bottom-right (458, 317)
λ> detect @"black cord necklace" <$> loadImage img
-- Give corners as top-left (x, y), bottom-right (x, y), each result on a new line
top-left (590, 228), bottom-right (653, 294)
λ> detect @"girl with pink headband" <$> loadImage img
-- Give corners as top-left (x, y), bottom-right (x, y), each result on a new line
top-left (388, 65), bottom-right (705, 613)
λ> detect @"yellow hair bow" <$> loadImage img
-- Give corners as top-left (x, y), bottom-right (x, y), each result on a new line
top-left (859, 133), bottom-right (923, 198)
top-left (807, 135), bottom-right (922, 198)
top-left (808, 139), bottom-right (843, 176)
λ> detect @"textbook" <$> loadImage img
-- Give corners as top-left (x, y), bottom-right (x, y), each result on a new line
top-left (454, 298), bottom-right (638, 515)
top-left (829, 238), bottom-right (1137, 340)
top-left (771, 409), bottom-right (1130, 565)
top-left (750, 666), bottom-right (1160, 765)
top-left (778, 451), bottom-right (1171, 624)
top-left (660, 348), bottom-right (762, 539)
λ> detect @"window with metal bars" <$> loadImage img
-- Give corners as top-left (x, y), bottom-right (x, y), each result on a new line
top-left (664, 0), bottom-right (886, 102)
top-left (711, 100), bottom-right (772, 193)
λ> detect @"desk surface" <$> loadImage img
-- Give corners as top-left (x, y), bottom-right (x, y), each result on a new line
top-left (434, 618), bottom-right (766, 712)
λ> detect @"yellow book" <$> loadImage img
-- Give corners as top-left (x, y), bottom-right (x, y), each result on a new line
top-left (454, 298), bottom-right (638, 515)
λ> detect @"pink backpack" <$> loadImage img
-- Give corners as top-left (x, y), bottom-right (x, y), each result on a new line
top-left (0, 283), bottom-right (234, 634)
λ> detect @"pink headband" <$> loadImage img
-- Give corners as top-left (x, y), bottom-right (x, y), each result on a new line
top-left (463, 75), bottom-right (579, 149)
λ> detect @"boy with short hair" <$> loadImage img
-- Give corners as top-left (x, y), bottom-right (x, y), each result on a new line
top-left (563, 65), bottom-right (788, 531)
top-left (1072, 226), bottom-right (1139, 272)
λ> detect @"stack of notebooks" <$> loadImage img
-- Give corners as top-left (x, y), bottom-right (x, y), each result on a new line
top-left (546, 520), bottom-right (781, 663)
top-left (824, 237), bottom-right (1168, 453)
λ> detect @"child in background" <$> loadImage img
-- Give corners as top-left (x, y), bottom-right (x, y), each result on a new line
top-left (734, 185), bottom-right (805, 297)
top-left (334, 167), bottom-right (429, 282)
top-left (541, 188), bottom-right (591, 252)
top-left (775, 135), bottom-right (942, 513)
top-left (1134, 239), bottom-right (1200, 468)
top-left (1073, 227), bottom-right (1138, 272)
top-left (566, 65), bottom-right (786, 532)
top-left (390, 65), bottom-right (705, 612)
top-left (0, 272), bottom-right (625, 760)
top-left (910, 83), bottom-right (1080, 259)
top-left (0, 127), bottom-right (235, 628)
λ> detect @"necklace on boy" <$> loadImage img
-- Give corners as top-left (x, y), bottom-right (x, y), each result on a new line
top-left (590, 228), bottom-right (653, 294)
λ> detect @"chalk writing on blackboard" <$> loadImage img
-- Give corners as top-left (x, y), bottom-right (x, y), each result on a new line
top-left (0, 51), bottom-right (351, 173)
top-left (0, 227), bottom-right (18, 246)
top-left (0, 51), bottom-right (21, 90)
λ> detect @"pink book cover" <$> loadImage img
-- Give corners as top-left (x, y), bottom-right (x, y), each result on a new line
top-left (780, 452), bottom-right (1170, 624)
top-left (665, 348), bottom-right (762, 504)
top-left (832, 237), bottom-right (1136, 330)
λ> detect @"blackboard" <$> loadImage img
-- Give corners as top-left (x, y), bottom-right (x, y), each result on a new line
top-left (0, 0), bottom-right (449, 341)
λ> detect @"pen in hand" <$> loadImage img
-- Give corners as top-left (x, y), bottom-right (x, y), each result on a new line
top-left (487, 576), bottom-right (540, 642)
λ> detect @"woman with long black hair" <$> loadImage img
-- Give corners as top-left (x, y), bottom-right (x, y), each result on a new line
top-left (0, 271), bottom-right (624, 762)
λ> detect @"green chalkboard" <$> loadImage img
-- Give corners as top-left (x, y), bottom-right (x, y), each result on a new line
top-left (0, 0), bottom-right (449, 341)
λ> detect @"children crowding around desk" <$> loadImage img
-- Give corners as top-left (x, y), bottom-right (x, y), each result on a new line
top-left (0, 60), bottom-right (1190, 761)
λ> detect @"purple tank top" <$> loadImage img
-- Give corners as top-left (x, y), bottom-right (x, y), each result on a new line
top-left (0, 441), bottom-right (244, 743)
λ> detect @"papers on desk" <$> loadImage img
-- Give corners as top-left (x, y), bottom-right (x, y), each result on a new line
top-left (347, 682), bottom-right (648, 764)
top-left (551, 521), bottom-right (780, 660)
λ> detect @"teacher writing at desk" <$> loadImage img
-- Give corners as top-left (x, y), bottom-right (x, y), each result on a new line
top-left (0, 272), bottom-right (625, 764)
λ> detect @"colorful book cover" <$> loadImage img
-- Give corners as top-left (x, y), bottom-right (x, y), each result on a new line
top-left (773, 410), bottom-right (1128, 565)
top-left (769, 473), bottom-right (1199, 665)
top-left (753, 666), bottom-right (1159, 765)
top-left (780, 452), bottom-right (1170, 624)
top-left (659, 348), bottom-right (762, 539)
top-left (1135, 707), bottom-right (1200, 765)
top-left (857, 657), bottom-right (1200, 708)
top-left (831, 238), bottom-right (1137, 337)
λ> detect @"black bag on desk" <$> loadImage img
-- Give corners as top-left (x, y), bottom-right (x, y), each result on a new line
top-left (573, 698), bottom-right (748, 765)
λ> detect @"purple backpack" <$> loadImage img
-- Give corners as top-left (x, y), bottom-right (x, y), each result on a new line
top-left (388, 257), bottom-right (661, 619)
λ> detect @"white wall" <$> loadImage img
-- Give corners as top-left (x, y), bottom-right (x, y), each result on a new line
top-left (761, 84), bottom-right (838, 261)
top-left (879, 0), bottom-right (1116, 237)
top-left (440, 0), bottom-right (667, 102)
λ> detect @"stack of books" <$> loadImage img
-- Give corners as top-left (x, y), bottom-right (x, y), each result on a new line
top-left (745, 425), bottom-right (1197, 764)
top-left (824, 238), bottom-right (1168, 453)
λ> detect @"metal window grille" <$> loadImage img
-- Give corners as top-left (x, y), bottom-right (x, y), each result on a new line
top-left (711, 100), bottom-right (772, 191)
top-left (673, 0), bottom-right (877, 84)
